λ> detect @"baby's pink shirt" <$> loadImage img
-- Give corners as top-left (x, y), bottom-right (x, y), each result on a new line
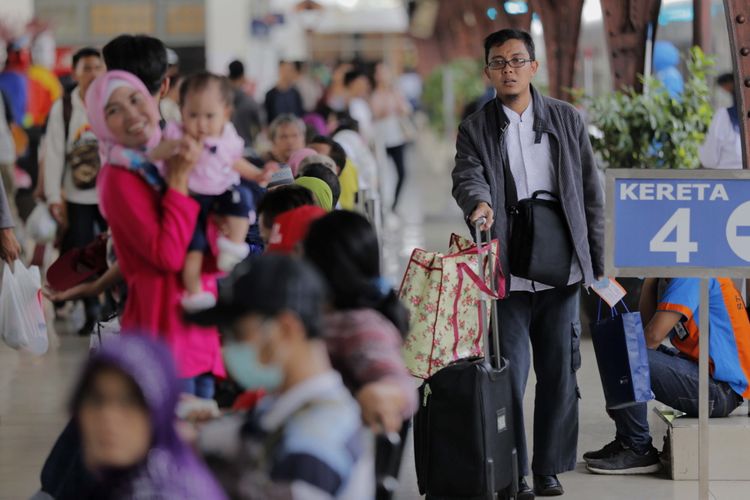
top-left (163, 121), bottom-right (244, 195)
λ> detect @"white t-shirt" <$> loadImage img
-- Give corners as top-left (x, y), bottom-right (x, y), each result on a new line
top-left (349, 98), bottom-right (374, 144)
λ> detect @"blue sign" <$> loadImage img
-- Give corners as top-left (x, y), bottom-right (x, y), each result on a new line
top-left (613, 177), bottom-right (750, 269)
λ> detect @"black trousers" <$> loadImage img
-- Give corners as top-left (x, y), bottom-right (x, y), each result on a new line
top-left (496, 284), bottom-right (581, 477)
top-left (385, 144), bottom-right (406, 210)
top-left (60, 202), bottom-right (107, 323)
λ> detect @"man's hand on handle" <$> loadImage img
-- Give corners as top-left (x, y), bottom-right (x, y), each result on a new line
top-left (470, 202), bottom-right (494, 232)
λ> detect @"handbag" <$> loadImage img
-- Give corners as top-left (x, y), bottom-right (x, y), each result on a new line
top-left (398, 233), bottom-right (504, 379)
top-left (590, 300), bottom-right (654, 409)
top-left (0, 260), bottom-right (49, 355)
top-left (503, 154), bottom-right (574, 287)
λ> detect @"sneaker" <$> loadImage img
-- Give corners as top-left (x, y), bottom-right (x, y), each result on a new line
top-left (217, 237), bottom-right (250, 272)
top-left (181, 291), bottom-right (217, 313)
top-left (586, 446), bottom-right (661, 475)
top-left (583, 439), bottom-right (625, 462)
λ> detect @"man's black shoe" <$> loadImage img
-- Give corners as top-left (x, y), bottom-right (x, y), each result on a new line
top-left (586, 446), bottom-right (661, 475)
top-left (533, 474), bottom-right (563, 496)
top-left (517, 476), bottom-right (535, 500)
top-left (583, 439), bottom-right (624, 462)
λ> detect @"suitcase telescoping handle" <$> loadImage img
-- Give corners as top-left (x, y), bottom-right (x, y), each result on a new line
top-left (473, 217), bottom-right (503, 370)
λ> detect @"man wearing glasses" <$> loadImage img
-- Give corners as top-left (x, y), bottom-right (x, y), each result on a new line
top-left (452, 29), bottom-right (604, 498)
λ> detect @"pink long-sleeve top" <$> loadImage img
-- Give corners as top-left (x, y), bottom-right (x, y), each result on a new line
top-left (98, 165), bottom-right (225, 379)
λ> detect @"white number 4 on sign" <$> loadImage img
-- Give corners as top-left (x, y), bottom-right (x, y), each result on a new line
top-left (649, 208), bottom-right (698, 263)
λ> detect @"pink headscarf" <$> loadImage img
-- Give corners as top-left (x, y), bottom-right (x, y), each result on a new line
top-left (85, 70), bottom-right (162, 159)
top-left (287, 147), bottom-right (318, 177)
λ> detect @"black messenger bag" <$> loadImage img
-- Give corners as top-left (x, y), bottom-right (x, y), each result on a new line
top-left (504, 147), bottom-right (575, 287)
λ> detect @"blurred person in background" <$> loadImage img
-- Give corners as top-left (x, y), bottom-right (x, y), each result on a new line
top-left (397, 65), bottom-right (423, 112)
top-left (344, 69), bottom-right (374, 144)
top-left (371, 62), bottom-right (411, 212)
top-left (700, 73), bottom-right (743, 170)
top-left (256, 184), bottom-right (315, 245)
top-left (69, 336), bottom-right (226, 499)
top-left (43, 46), bottom-right (105, 335)
top-left (329, 112), bottom-right (378, 194)
top-left (264, 205), bottom-right (326, 256)
top-left (264, 113), bottom-right (306, 165)
top-left (264, 60), bottom-right (304, 123)
top-left (294, 60), bottom-right (323, 113)
top-left (308, 135), bottom-right (359, 211)
top-left (297, 161), bottom-right (340, 209)
top-left (192, 255), bottom-right (374, 499)
top-left (294, 176), bottom-right (333, 212)
top-left (304, 211), bottom-right (417, 433)
top-left (228, 59), bottom-right (264, 153)
top-left (317, 62), bottom-right (352, 115)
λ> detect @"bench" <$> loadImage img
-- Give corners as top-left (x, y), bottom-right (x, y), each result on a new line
top-left (650, 402), bottom-right (750, 480)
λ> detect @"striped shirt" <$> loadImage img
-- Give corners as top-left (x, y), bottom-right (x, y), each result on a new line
top-left (658, 278), bottom-right (750, 398)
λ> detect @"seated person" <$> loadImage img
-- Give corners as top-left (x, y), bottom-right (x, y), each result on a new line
top-left (296, 162), bottom-right (341, 209)
top-left (585, 278), bottom-right (750, 475)
top-left (256, 184), bottom-right (316, 245)
top-left (307, 135), bottom-right (360, 211)
top-left (189, 255), bottom-right (374, 499)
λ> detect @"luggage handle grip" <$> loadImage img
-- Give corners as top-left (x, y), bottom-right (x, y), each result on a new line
top-left (472, 219), bottom-right (502, 367)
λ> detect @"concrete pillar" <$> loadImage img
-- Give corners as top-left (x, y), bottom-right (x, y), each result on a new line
top-left (205, 0), bottom-right (253, 75)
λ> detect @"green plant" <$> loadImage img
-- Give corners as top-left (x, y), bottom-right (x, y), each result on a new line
top-left (581, 46), bottom-right (715, 169)
top-left (422, 58), bottom-right (487, 134)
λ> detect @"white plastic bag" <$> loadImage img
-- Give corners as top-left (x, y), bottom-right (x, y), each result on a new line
top-left (89, 316), bottom-right (121, 353)
top-left (0, 260), bottom-right (49, 355)
top-left (26, 203), bottom-right (57, 244)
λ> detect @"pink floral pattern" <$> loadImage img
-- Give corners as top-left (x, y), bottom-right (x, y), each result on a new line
top-left (398, 234), bottom-right (505, 379)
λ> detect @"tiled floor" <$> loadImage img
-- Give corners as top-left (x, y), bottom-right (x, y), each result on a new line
top-left (2, 130), bottom-right (749, 499)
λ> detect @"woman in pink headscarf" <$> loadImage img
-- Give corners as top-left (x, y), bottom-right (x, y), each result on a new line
top-left (85, 70), bottom-right (225, 397)
top-left (287, 147), bottom-right (317, 177)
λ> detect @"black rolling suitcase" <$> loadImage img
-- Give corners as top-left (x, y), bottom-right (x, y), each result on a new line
top-left (414, 218), bottom-right (518, 500)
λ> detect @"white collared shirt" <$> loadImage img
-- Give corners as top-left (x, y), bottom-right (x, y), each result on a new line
top-left (699, 107), bottom-right (743, 170)
top-left (502, 101), bottom-right (582, 292)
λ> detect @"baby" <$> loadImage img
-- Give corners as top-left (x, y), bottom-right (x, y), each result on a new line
top-left (170, 72), bottom-right (279, 311)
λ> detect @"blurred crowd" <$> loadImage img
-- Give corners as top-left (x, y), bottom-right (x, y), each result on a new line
top-left (0, 22), bottom-right (423, 500)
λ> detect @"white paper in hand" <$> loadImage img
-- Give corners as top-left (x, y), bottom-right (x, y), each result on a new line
top-left (592, 277), bottom-right (627, 308)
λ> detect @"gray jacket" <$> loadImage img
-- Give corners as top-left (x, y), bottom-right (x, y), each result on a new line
top-left (451, 86), bottom-right (604, 290)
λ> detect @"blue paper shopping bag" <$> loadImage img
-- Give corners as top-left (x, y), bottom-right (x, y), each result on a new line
top-left (590, 301), bottom-right (654, 409)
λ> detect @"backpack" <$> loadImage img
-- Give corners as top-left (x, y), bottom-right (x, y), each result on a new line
top-left (62, 91), bottom-right (100, 190)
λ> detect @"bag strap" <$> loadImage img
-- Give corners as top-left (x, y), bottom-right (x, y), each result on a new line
top-left (597, 298), bottom-right (630, 321)
top-left (495, 100), bottom-right (519, 212)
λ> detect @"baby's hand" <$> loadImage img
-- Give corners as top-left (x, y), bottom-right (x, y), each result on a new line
top-left (261, 162), bottom-right (280, 185)
top-left (148, 139), bottom-right (182, 161)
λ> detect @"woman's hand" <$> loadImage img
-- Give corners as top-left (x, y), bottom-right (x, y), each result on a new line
top-left (0, 228), bottom-right (21, 263)
top-left (148, 139), bottom-right (182, 162)
top-left (43, 281), bottom-right (97, 302)
top-left (356, 381), bottom-right (405, 434)
top-left (164, 136), bottom-right (201, 194)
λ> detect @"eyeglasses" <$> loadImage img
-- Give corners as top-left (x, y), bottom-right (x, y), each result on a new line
top-left (487, 58), bottom-right (535, 70)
